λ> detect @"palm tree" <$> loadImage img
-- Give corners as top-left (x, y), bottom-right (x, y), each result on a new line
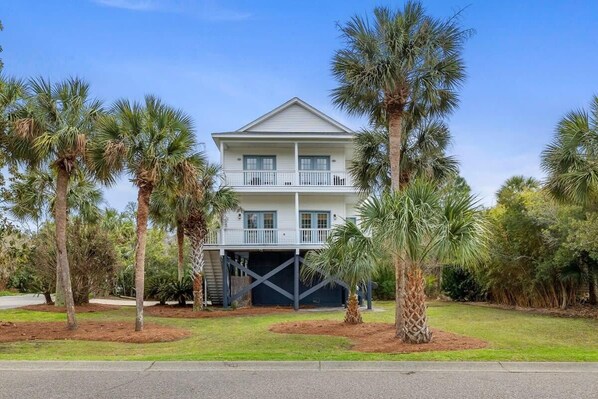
top-left (496, 175), bottom-right (540, 205)
top-left (541, 96), bottom-right (598, 303)
top-left (3, 167), bottom-right (103, 305)
top-left (303, 221), bottom-right (378, 324)
top-left (541, 96), bottom-right (598, 208)
top-left (150, 187), bottom-right (186, 281)
top-left (90, 95), bottom-right (199, 331)
top-left (350, 117), bottom-right (459, 194)
top-left (6, 77), bottom-right (103, 330)
top-left (359, 179), bottom-right (487, 343)
top-left (332, 2), bottom-right (471, 339)
top-left (177, 163), bottom-right (238, 311)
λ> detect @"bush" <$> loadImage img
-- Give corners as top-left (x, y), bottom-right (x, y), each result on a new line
top-left (22, 221), bottom-right (119, 305)
top-left (441, 266), bottom-right (485, 302)
top-left (372, 266), bottom-right (395, 300)
top-left (146, 272), bottom-right (192, 306)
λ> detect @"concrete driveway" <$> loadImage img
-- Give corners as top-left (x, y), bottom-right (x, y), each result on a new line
top-left (0, 361), bottom-right (596, 399)
top-left (0, 294), bottom-right (46, 310)
top-left (0, 294), bottom-right (163, 309)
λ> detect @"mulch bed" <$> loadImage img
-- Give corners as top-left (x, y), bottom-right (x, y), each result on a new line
top-left (270, 320), bottom-right (488, 354)
top-left (145, 304), bottom-right (295, 319)
top-left (21, 303), bottom-right (121, 313)
top-left (0, 320), bottom-right (190, 343)
top-left (465, 302), bottom-right (598, 320)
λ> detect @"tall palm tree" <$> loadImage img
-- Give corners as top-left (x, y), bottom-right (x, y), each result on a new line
top-left (303, 221), bottom-right (378, 324)
top-left (177, 163), bottom-right (238, 311)
top-left (350, 117), bottom-right (459, 194)
top-left (359, 179), bottom-right (487, 343)
top-left (541, 96), bottom-right (598, 208)
top-left (332, 2), bottom-right (471, 339)
top-left (6, 77), bottom-right (103, 330)
top-left (90, 96), bottom-right (199, 331)
top-left (3, 167), bottom-right (102, 305)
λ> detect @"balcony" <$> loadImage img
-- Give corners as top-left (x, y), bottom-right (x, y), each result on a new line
top-left (223, 170), bottom-right (353, 189)
top-left (206, 228), bottom-right (332, 247)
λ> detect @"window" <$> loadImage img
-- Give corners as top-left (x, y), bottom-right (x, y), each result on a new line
top-left (243, 156), bottom-right (276, 185)
top-left (299, 156), bottom-right (330, 185)
top-left (346, 217), bottom-right (357, 225)
top-left (299, 211), bottom-right (330, 243)
top-left (244, 211), bottom-right (277, 244)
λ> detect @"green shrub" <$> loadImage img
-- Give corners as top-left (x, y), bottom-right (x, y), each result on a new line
top-left (441, 266), bottom-right (485, 302)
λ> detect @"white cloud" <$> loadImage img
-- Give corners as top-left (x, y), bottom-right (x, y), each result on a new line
top-left (93, 0), bottom-right (160, 11)
top-left (91, 0), bottom-right (252, 21)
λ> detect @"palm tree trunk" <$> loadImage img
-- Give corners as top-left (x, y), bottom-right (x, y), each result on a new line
top-left (388, 110), bottom-right (407, 340)
top-left (388, 110), bottom-right (403, 191)
top-left (176, 222), bottom-right (184, 282)
top-left (403, 267), bottom-right (432, 344)
top-left (55, 166), bottom-right (77, 330)
top-left (395, 257), bottom-right (406, 339)
top-left (54, 252), bottom-right (64, 306)
top-left (344, 288), bottom-right (362, 324)
top-left (189, 228), bottom-right (206, 311)
top-left (134, 183), bottom-right (152, 331)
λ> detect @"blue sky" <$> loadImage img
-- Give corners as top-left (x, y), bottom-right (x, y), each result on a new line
top-left (2, 0), bottom-right (598, 209)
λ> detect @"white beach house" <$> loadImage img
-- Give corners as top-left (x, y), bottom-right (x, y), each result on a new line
top-left (204, 97), bottom-right (371, 309)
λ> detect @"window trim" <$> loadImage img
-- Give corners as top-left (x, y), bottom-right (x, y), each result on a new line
top-left (298, 156), bottom-right (330, 171)
top-left (299, 210), bottom-right (331, 229)
top-left (243, 155), bottom-right (277, 171)
top-left (243, 211), bottom-right (278, 229)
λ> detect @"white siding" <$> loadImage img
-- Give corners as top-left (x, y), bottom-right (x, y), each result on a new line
top-left (223, 194), bottom-right (356, 232)
top-left (245, 103), bottom-right (345, 133)
top-left (222, 145), bottom-right (348, 172)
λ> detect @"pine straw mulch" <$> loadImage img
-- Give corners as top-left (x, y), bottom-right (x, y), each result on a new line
top-left (270, 320), bottom-right (488, 354)
top-left (0, 320), bottom-right (191, 343)
top-left (465, 302), bottom-right (598, 320)
top-left (20, 303), bottom-right (121, 313)
top-left (145, 304), bottom-right (295, 319)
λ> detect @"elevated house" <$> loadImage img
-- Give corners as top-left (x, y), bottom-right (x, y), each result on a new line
top-left (204, 97), bottom-right (371, 309)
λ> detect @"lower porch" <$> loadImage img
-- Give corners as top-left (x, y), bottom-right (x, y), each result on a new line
top-left (203, 249), bottom-right (372, 310)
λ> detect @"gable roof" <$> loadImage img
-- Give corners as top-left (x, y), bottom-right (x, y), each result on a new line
top-left (237, 97), bottom-right (353, 133)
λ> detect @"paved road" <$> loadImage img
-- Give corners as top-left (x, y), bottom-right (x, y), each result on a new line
top-left (0, 361), bottom-right (596, 399)
top-left (0, 294), bottom-right (45, 309)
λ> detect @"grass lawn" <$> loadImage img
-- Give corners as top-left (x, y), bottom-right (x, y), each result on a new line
top-left (0, 290), bottom-right (21, 297)
top-left (0, 301), bottom-right (597, 361)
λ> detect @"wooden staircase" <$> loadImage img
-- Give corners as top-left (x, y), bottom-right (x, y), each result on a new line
top-left (204, 250), bottom-right (223, 305)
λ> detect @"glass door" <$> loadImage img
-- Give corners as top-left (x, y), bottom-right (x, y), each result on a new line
top-left (244, 211), bottom-right (277, 244)
top-left (300, 211), bottom-right (330, 243)
top-left (299, 156), bottom-right (330, 185)
top-left (244, 156), bottom-right (276, 185)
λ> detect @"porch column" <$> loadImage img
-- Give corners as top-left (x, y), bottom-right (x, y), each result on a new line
top-left (220, 141), bottom-right (226, 246)
top-left (221, 250), bottom-right (229, 308)
top-left (294, 249), bottom-right (300, 311)
top-left (294, 141), bottom-right (299, 186)
top-left (295, 192), bottom-right (299, 245)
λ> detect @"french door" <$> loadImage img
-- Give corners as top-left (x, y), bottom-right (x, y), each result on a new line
top-left (300, 211), bottom-right (330, 243)
top-left (244, 211), bottom-right (277, 244)
top-left (243, 155), bottom-right (276, 185)
top-left (299, 156), bottom-right (330, 185)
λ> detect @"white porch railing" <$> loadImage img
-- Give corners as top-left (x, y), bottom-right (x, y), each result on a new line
top-left (299, 228), bottom-right (331, 244)
top-left (223, 170), bottom-right (352, 187)
top-left (205, 228), bottom-right (332, 246)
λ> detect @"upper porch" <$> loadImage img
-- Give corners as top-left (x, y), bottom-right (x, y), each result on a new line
top-left (215, 139), bottom-right (358, 193)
